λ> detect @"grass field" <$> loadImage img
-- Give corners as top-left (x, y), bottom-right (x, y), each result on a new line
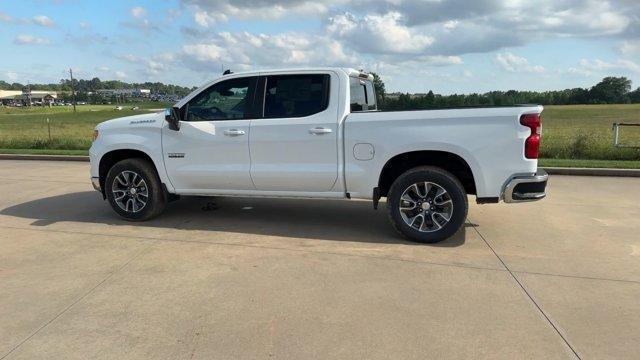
top-left (538, 158), bottom-right (640, 169)
top-left (541, 104), bottom-right (640, 161)
top-left (1, 103), bottom-right (639, 167)
top-left (0, 103), bottom-right (168, 151)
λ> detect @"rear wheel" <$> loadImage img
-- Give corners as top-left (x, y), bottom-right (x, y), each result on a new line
top-left (105, 158), bottom-right (166, 221)
top-left (387, 166), bottom-right (468, 243)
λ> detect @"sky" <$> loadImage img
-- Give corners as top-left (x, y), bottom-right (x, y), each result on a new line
top-left (1, 0), bottom-right (640, 94)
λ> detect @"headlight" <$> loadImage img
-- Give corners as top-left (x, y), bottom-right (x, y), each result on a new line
top-left (93, 130), bottom-right (99, 141)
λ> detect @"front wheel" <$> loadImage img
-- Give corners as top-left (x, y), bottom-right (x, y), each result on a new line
top-left (105, 158), bottom-right (166, 221)
top-left (387, 166), bottom-right (468, 243)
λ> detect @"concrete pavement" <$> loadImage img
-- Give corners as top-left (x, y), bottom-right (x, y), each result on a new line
top-left (0, 160), bottom-right (638, 359)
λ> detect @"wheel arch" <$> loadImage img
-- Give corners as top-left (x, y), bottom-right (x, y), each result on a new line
top-left (98, 149), bottom-right (160, 198)
top-left (378, 150), bottom-right (477, 198)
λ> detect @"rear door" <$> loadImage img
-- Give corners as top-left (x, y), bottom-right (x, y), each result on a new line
top-left (249, 72), bottom-right (339, 192)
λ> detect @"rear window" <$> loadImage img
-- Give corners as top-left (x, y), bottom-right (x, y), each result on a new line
top-left (264, 74), bottom-right (330, 118)
top-left (350, 77), bottom-right (376, 112)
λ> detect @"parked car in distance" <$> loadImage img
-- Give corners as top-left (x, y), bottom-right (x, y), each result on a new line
top-left (90, 68), bottom-right (547, 243)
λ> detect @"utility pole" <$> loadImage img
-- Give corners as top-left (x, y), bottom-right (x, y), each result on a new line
top-left (69, 68), bottom-right (77, 113)
top-left (26, 81), bottom-right (32, 106)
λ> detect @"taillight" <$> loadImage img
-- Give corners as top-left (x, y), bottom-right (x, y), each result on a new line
top-left (520, 113), bottom-right (541, 159)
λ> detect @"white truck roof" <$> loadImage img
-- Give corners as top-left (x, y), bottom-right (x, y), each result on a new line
top-left (213, 67), bottom-right (373, 80)
top-left (176, 67), bottom-right (373, 108)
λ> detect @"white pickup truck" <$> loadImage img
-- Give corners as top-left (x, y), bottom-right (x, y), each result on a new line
top-left (89, 68), bottom-right (547, 243)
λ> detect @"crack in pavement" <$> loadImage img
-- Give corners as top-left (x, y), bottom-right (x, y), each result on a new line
top-left (0, 224), bottom-right (506, 273)
top-left (470, 220), bottom-right (582, 360)
top-left (0, 240), bottom-right (158, 360)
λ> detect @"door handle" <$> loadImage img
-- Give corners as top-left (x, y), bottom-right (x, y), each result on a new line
top-left (309, 127), bottom-right (332, 135)
top-left (223, 129), bottom-right (246, 136)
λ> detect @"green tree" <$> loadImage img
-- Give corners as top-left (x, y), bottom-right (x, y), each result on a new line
top-left (629, 87), bottom-right (640, 103)
top-left (425, 90), bottom-right (435, 107)
top-left (370, 72), bottom-right (386, 107)
top-left (590, 76), bottom-right (632, 104)
top-left (88, 77), bottom-right (103, 92)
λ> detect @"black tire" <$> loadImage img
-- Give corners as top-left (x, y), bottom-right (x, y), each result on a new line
top-left (387, 166), bottom-right (468, 243)
top-left (105, 158), bottom-right (166, 221)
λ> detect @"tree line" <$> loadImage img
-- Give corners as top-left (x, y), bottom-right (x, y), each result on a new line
top-left (0, 77), bottom-right (196, 97)
top-left (3, 74), bottom-right (639, 108)
top-left (372, 75), bottom-right (640, 110)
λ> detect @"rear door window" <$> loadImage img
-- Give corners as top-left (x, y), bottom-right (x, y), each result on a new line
top-left (350, 77), bottom-right (376, 112)
top-left (263, 74), bottom-right (330, 118)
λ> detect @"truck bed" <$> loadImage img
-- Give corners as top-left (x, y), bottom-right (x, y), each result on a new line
top-left (343, 105), bottom-right (542, 199)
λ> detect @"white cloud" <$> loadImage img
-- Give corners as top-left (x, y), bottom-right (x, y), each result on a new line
top-left (570, 59), bottom-right (640, 76)
top-left (567, 67), bottom-right (592, 77)
top-left (178, 0), bottom-right (640, 60)
top-left (95, 66), bottom-right (110, 72)
top-left (119, 52), bottom-right (177, 75)
top-left (6, 71), bottom-right (18, 82)
top-left (419, 55), bottom-right (463, 66)
top-left (443, 20), bottom-right (459, 31)
top-left (620, 40), bottom-right (640, 56)
top-left (184, 0), bottom-right (331, 25)
top-left (182, 43), bottom-right (225, 63)
top-left (115, 71), bottom-right (127, 79)
top-left (0, 11), bottom-right (13, 23)
top-left (14, 34), bottom-right (50, 45)
top-left (619, 59), bottom-right (640, 74)
top-left (356, 0), bottom-right (634, 37)
top-left (130, 7), bottom-right (147, 19)
top-left (495, 53), bottom-right (545, 73)
top-left (193, 11), bottom-right (219, 27)
top-left (32, 15), bottom-right (54, 27)
top-left (327, 12), bottom-right (434, 55)
top-left (122, 6), bottom-right (160, 34)
top-left (119, 54), bottom-right (139, 62)
top-left (66, 25), bottom-right (110, 48)
top-left (416, 69), bottom-right (474, 83)
top-left (180, 31), bottom-right (359, 73)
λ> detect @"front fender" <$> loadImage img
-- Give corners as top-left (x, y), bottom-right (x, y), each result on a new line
top-left (89, 129), bottom-right (175, 193)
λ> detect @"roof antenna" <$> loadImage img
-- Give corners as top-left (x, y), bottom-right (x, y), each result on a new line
top-left (223, 69), bottom-right (233, 75)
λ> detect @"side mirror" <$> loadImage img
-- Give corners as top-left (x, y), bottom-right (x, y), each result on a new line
top-left (164, 107), bottom-right (181, 131)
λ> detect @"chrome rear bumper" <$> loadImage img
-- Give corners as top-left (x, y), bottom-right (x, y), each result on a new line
top-left (503, 170), bottom-right (548, 203)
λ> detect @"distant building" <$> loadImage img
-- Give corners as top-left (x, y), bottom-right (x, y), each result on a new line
top-left (0, 90), bottom-right (57, 105)
top-left (0, 90), bottom-right (22, 98)
top-left (97, 88), bottom-right (151, 97)
top-left (23, 91), bottom-right (57, 105)
top-left (0, 90), bottom-right (22, 104)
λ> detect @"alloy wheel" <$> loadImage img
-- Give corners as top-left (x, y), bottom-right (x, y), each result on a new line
top-left (398, 181), bottom-right (454, 232)
top-left (111, 170), bottom-right (149, 213)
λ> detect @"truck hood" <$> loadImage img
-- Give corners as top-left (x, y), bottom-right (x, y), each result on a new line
top-left (96, 111), bottom-right (165, 131)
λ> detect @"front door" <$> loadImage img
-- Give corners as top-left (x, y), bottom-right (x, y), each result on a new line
top-left (163, 76), bottom-right (258, 192)
top-left (249, 73), bottom-right (339, 192)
